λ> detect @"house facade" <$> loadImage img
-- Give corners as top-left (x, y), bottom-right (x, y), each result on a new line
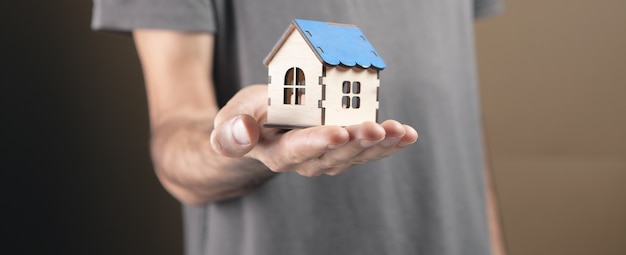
top-left (264, 19), bottom-right (386, 127)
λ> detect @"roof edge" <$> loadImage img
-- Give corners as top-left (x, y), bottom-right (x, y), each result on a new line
top-left (263, 22), bottom-right (296, 67)
top-left (264, 20), bottom-right (327, 67)
top-left (264, 19), bottom-right (386, 70)
top-left (292, 20), bottom-right (326, 66)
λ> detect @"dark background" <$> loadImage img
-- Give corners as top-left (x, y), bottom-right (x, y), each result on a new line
top-left (4, 1), bottom-right (182, 254)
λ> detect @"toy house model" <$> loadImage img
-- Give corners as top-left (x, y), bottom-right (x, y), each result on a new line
top-left (264, 19), bottom-right (386, 127)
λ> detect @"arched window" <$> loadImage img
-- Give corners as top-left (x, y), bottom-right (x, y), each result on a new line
top-left (284, 67), bottom-right (305, 105)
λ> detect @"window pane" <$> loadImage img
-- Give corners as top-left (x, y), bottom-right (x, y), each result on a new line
top-left (342, 81), bottom-right (351, 94)
top-left (296, 88), bottom-right (305, 105)
top-left (284, 88), bottom-right (293, 104)
top-left (352, 96), bottom-right (360, 108)
top-left (284, 68), bottom-right (295, 85)
top-left (342, 96), bottom-right (350, 109)
top-left (353, 81), bottom-right (361, 94)
top-left (295, 68), bottom-right (305, 85)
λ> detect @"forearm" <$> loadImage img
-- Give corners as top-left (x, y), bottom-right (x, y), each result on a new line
top-left (151, 117), bottom-right (274, 205)
top-left (133, 30), bottom-right (274, 205)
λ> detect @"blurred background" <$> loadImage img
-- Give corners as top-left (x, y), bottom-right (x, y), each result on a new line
top-left (3, 1), bottom-right (624, 254)
top-left (476, 1), bottom-right (626, 254)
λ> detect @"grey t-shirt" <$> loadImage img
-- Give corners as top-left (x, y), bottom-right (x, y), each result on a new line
top-left (93, 1), bottom-right (502, 254)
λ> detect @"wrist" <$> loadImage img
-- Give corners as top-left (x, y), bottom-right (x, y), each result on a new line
top-left (150, 117), bottom-right (275, 204)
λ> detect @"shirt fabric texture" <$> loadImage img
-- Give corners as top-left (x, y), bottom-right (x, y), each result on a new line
top-left (92, 0), bottom-right (503, 254)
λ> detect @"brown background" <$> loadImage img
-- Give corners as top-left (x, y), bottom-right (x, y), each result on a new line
top-left (476, 0), bottom-right (626, 254)
top-left (3, 1), bottom-right (624, 254)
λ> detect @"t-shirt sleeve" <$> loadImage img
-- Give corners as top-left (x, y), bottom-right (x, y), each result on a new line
top-left (474, 0), bottom-right (504, 19)
top-left (91, 0), bottom-right (216, 33)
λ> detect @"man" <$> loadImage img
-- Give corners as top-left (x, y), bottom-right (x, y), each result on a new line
top-left (93, 0), bottom-right (505, 254)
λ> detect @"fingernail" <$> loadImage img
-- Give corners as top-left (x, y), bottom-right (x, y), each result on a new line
top-left (359, 139), bottom-right (380, 148)
top-left (380, 136), bottom-right (402, 147)
top-left (232, 117), bottom-right (250, 145)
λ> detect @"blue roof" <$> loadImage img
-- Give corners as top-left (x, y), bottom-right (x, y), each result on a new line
top-left (293, 19), bottom-right (386, 70)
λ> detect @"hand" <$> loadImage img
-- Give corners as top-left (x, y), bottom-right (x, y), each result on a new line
top-left (210, 85), bottom-right (418, 176)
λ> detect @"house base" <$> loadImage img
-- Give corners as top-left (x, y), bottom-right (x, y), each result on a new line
top-left (263, 123), bottom-right (315, 130)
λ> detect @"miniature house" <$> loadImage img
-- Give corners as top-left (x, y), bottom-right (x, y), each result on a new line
top-left (264, 19), bottom-right (386, 127)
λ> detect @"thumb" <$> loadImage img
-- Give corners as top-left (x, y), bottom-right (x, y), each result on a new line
top-left (210, 114), bottom-right (260, 157)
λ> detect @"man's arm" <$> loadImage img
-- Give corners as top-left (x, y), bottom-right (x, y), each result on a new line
top-left (133, 30), bottom-right (418, 206)
top-left (133, 30), bottom-right (273, 205)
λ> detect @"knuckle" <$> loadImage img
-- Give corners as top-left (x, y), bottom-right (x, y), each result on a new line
top-left (318, 157), bottom-right (349, 170)
top-left (284, 150), bottom-right (308, 165)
